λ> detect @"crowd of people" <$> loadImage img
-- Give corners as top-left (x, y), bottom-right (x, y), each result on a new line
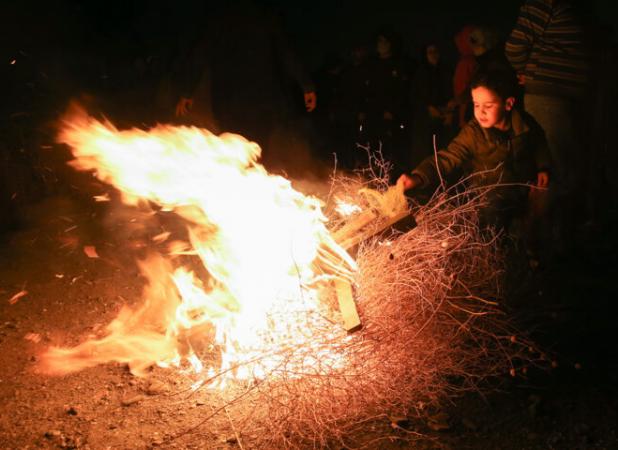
top-left (165, 0), bottom-right (616, 262)
top-left (302, 1), bottom-right (613, 260)
top-left (1, 0), bottom-right (617, 256)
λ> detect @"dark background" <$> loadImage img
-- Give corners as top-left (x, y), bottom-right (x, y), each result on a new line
top-left (2, 0), bottom-right (616, 95)
top-left (2, 0), bottom-right (617, 65)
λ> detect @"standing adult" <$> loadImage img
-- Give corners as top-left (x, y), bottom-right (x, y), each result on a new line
top-left (174, 1), bottom-right (316, 171)
top-left (410, 43), bottom-right (453, 168)
top-left (506, 0), bottom-right (589, 249)
top-left (362, 27), bottom-right (415, 177)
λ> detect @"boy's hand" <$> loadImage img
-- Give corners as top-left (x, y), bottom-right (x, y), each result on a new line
top-left (397, 173), bottom-right (421, 191)
top-left (536, 171), bottom-right (549, 188)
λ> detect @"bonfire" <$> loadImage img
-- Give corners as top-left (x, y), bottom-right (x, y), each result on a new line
top-left (40, 107), bottom-right (541, 449)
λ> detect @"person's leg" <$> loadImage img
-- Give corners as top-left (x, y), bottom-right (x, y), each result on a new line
top-left (524, 94), bottom-right (582, 252)
top-left (524, 94), bottom-right (579, 197)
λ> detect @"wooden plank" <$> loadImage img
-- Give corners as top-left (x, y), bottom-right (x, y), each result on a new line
top-left (338, 210), bottom-right (413, 250)
top-left (332, 209), bottom-right (377, 243)
top-left (334, 279), bottom-right (362, 332)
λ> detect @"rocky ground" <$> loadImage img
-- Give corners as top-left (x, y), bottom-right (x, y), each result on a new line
top-left (1, 191), bottom-right (617, 449)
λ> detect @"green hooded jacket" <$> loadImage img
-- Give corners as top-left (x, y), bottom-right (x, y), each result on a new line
top-left (412, 108), bottom-right (551, 190)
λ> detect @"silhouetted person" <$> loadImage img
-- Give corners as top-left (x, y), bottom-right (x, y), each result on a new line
top-left (506, 0), bottom-right (590, 252)
top-left (174, 2), bottom-right (316, 170)
top-left (311, 52), bottom-right (345, 162)
top-left (410, 43), bottom-right (453, 168)
top-left (362, 27), bottom-right (414, 177)
top-left (470, 26), bottom-right (520, 103)
top-left (469, 26), bottom-right (512, 74)
top-left (335, 43), bottom-right (371, 169)
top-left (448, 25), bottom-right (478, 130)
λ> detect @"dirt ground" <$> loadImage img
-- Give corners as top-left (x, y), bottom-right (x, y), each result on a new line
top-left (1, 191), bottom-right (618, 450)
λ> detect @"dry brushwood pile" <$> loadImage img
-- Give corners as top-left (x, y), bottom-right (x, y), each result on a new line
top-left (173, 175), bottom-right (543, 449)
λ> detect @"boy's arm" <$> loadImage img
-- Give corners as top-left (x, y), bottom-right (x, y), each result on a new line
top-left (411, 125), bottom-right (474, 188)
top-left (505, 0), bottom-right (550, 72)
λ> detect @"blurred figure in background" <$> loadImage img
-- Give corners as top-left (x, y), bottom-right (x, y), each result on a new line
top-left (410, 43), bottom-right (453, 168)
top-left (506, 0), bottom-right (590, 253)
top-left (335, 43), bottom-right (371, 170)
top-left (469, 26), bottom-right (510, 73)
top-left (469, 25), bottom-right (520, 102)
top-left (448, 25), bottom-right (478, 130)
top-left (310, 51), bottom-right (345, 165)
top-left (362, 26), bottom-right (415, 178)
top-left (174, 1), bottom-right (316, 172)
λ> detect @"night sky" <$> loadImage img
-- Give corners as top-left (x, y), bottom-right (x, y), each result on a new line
top-left (2, 0), bottom-right (616, 72)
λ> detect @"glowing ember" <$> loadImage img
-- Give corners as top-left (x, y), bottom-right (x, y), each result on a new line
top-left (41, 106), bottom-right (356, 386)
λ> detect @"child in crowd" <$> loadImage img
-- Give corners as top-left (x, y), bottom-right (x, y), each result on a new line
top-left (398, 69), bottom-right (550, 230)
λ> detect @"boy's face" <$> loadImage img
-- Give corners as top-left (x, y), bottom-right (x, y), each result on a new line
top-left (471, 86), bottom-right (515, 130)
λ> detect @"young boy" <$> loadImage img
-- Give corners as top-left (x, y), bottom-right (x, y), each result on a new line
top-left (398, 69), bottom-right (550, 229)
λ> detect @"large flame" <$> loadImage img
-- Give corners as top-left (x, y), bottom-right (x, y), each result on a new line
top-left (42, 108), bottom-right (356, 385)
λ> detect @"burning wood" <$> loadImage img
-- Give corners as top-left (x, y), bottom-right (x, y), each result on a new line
top-left (328, 184), bottom-right (415, 332)
top-left (333, 278), bottom-right (361, 332)
top-left (332, 183), bottom-right (410, 249)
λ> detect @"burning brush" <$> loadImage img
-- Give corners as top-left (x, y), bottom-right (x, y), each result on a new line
top-left (40, 108), bottom-right (542, 448)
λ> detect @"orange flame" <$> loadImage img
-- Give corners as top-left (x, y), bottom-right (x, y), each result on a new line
top-left (42, 108), bottom-right (356, 386)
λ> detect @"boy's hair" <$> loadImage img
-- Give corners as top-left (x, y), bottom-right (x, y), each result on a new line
top-left (470, 69), bottom-right (517, 100)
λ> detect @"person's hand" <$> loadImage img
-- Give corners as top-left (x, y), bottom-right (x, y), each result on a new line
top-left (383, 110), bottom-right (394, 120)
top-left (536, 171), bottom-right (549, 188)
top-left (517, 73), bottom-right (526, 86)
top-left (175, 97), bottom-right (193, 117)
top-left (304, 91), bottom-right (317, 112)
top-left (397, 173), bottom-right (420, 191)
top-left (428, 105), bottom-right (441, 119)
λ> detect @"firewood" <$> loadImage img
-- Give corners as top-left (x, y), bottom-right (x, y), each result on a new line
top-left (331, 209), bottom-right (378, 243)
top-left (337, 210), bottom-right (413, 250)
top-left (334, 279), bottom-right (362, 332)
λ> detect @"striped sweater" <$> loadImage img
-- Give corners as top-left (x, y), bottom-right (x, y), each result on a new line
top-left (506, 0), bottom-right (589, 99)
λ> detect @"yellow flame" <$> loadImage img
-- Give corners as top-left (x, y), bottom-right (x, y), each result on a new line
top-left (335, 198), bottom-right (362, 216)
top-left (42, 107), bottom-right (355, 386)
